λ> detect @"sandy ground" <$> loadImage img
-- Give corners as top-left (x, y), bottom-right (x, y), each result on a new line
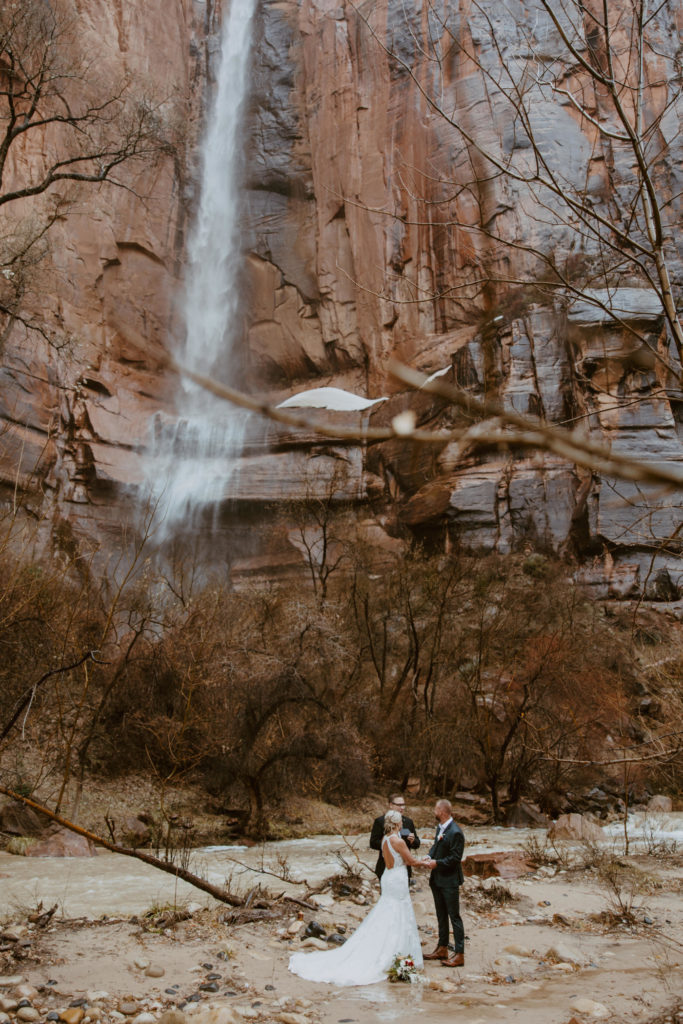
top-left (1, 827), bottom-right (683, 1024)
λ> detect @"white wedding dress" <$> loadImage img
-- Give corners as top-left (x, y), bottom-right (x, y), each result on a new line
top-left (288, 834), bottom-right (423, 986)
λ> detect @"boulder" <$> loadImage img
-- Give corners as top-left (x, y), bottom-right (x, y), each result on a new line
top-left (0, 802), bottom-right (45, 837)
top-left (462, 851), bottom-right (535, 879)
top-left (646, 794), bottom-right (672, 814)
top-left (503, 801), bottom-right (550, 829)
top-left (25, 825), bottom-right (96, 858)
top-left (119, 816), bottom-right (151, 848)
top-left (548, 813), bottom-right (604, 842)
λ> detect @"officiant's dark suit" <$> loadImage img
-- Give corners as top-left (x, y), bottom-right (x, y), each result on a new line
top-left (370, 802), bottom-right (420, 879)
top-left (428, 817), bottom-right (465, 961)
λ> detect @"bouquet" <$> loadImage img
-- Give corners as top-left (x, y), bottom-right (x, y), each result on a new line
top-left (388, 953), bottom-right (420, 983)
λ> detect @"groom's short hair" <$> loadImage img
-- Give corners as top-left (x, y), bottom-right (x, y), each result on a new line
top-left (388, 793), bottom-right (404, 806)
top-left (436, 798), bottom-right (452, 814)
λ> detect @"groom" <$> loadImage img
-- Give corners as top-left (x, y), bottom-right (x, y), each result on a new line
top-left (423, 798), bottom-right (466, 967)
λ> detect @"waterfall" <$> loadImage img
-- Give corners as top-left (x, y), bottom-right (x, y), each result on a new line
top-left (146, 0), bottom-right (258, 535)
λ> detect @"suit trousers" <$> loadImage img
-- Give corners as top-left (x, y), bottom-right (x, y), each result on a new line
top-left (431, 882), bottom-right (464, 952)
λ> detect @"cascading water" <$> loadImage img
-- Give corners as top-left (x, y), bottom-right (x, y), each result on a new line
top-left (146, 0), bottom-right (258, 535)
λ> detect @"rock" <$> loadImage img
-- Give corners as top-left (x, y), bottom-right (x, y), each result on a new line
top-left (86, 993), bottom-right (109, 1003)
top-left (647, 795), bottom-right (673, 813)
top-left (59, 1009), bottom-right (85, 1024)
top-left (158, 1012), bottom-right (187, 1024)
top-left (145, 967), bottom-right (165, 979)
top-left (132, 1014), bottom-right (157, 1024)
top-left (26, 826), bottom-right (96, 858)
top-left (546, 942), bottom-right (588, 966)
top-left (569, 997), bottom-right (610, 1018)
top-left (299, 937), bottom-right (328, 950)
top-left (13, 986), bottom-right (39, 1002)
top-left (0, 977), bottom-right (25, 988)
top-left (327, 933), bottom-right (346, 945)
top-left (503, 944), bottom-right (534, 957)
top-left (303, 921), bottom-right (326, 938)
top-left (120, 817), bottom-right (152, 848)
top-left (548, 814), bottom-right (604, 842)
top-left (117, 1003), bottom-right (140, 1017)
top-left (0, 1001), bottom-right (18, 1014)
top-left (503, 801), bottom-right (550, 829)
top-left (309, 894), bottom-right (335, 910)
top-left (191, 1008), bottom-right (238, 1024)
top-left (277, 1014), bottom-right (311, 1024)
top-left (462, 851), bottom-right (535, 879)
top-left (0, 803), bottom-right (46, 836)
top-left (428, 979), bottom-right (457, 993)
top-left (16, 1009), bottom-right (40, 1023)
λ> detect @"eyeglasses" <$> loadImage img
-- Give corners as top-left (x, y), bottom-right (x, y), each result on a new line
top-left (390, 802), bottom-right (406, 807)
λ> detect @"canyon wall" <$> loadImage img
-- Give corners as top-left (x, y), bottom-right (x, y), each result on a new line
top-left (1, 0), bottom-right (682, 597)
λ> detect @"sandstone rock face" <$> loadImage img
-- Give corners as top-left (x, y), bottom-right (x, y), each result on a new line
top-left (1, 0), bottom-right (682, 593)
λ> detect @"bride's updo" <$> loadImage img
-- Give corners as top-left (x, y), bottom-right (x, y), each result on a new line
top-left (384, 809), bottom-right (402, 834)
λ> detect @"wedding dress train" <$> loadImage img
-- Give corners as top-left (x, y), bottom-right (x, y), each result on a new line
top-left (288, 835), bottom-right (423, 986)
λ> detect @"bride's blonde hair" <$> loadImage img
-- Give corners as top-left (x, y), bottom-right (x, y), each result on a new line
top-left (384, 809), bottom-right (402, 834)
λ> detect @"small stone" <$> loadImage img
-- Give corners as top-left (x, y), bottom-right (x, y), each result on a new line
top-left (118, 1004), bottom-right (140, 1017)
top-left (86, 993), bottom-right (109, 1003)
top-left (205, 975), bottom-right (220, 982)
top-left (0, 1013), bottom-right (10, 1024)
top-left (70, 999), bottom-right (88, 1008)
top-left (14, 986), bottom-right (39, 1002)
top-left (145, 968), bottom-right (165, 979)
top-left (200, 965), bottom-right (213, 972)
top-left (60, 1009), bottom-right (85, 1024)
top-left (132, 1013), bottom-right (156, 1024)
top-left (84, 1009), bottom-right (102, 1021)
top-left (47, 1014), bottom-right (60, 1022)
top-left (327, 934), bottom-right (345, 946)
top-left (0, 1000), bottom-right (18, 1014)
top-left (0, 977), bottom-right (25, 988)
top-left (264, 986), bottom-right (275, 992)
top-left (158, 1012), bottom-right (186, 1024)
top-left (17, 1010), bottom-right (40, 1023)
top-left (299, 937), bottom-right (328, 951)
top-left (133, 960), bottom-right (150, 972)
top-left (17, 1001), bottom-right (32, 1009)
top-left (569, 998), bottom-right (610, 1018)
top-left (276, 1014), bottom-right (310, 1024)
top-left (199, 985), bottom-right (218, 994)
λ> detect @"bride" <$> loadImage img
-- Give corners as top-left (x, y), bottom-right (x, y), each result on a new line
top-left (289, 809), bottom-right (426, 986)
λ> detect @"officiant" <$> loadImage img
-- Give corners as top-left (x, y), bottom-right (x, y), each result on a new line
top-left (370, 794), bottom-right (421, 879)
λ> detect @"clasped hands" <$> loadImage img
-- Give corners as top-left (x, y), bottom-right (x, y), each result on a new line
top-left (419, 855), bottom-right (437, 869)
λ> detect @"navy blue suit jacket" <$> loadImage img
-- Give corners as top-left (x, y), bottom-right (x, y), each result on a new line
top-left (429, 820), bottom-right (465, 888)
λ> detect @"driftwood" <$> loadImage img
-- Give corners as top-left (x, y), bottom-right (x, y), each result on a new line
top-left (0, 786), bottom-right (245, 906)
top-left (0, 786), bottom-right (320, 913)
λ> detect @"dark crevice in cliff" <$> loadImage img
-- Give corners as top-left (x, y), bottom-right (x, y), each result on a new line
top-left (115, 242), bottom-right (166, 267)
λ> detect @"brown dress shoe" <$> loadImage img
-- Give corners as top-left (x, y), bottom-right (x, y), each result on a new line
top-left (423, 945), bottom-right (449, 960)
top-left (441, 952), bottom-right (465, 967)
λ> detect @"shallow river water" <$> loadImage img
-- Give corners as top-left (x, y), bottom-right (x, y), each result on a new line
top-left (1, 812), bottom-right (682, 918)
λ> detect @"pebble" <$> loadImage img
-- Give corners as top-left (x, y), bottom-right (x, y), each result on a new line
top-left (87, 993), bottom-right (110, 1003)
top-left (299, 938), bottom-right (327, 951)
top-left (569, 998), bottom-right (609, 1018)
top-left (145, 968), bottom-right (165, 979)
top-left (277, 1014), bottom-right (311, 1024)
top-left (133, 961), bottom-right (150, 971)
top-left (14, 986), bottom-right (39, 1002)
top-left (0, 1000), bottom-right (18, 1014)
top-left (199, 985), bottom-right (219, 994)
top-left (0, 979), bottom-right (25, 989)
top-left (17, 1010), bottom-right (40, 1023)
top-left (132, 1013), bottom-right (156, 1024)
top-left (158, 1012), bottom-right (187, 1024)
top-left (0, 1013), bottom-right (10, 1024)
top-left (118, 1003), bottom-right (140, 1017)
top-left (84, 1009), bottom-right (102, 1021)
top-left (59, 1008), bottom-right (85, 1024)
